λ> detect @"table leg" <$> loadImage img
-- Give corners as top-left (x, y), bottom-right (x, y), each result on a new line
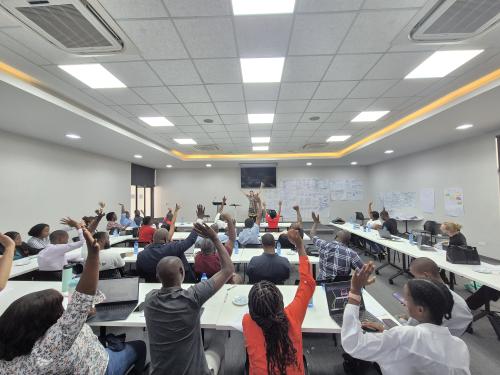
top-left (375, 248), bottom-right (397, 274)
top-left (388, 254), bottom-right (411, 285)
top-left (449, 272), bottom-right (456, 290)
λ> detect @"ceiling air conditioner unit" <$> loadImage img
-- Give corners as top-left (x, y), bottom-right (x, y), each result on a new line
top-left (410, 0), bottom-right (500, 42)
top-left (0, 0), bottom-right (125, 54)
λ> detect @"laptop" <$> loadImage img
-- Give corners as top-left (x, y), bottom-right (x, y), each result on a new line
top-left (87, 277), bottom-right (139, 322)
top-left (416, 233), bottom-right (436, 251)
top-left (378, 228), bottom-right (399, 240)
top-left (324, 281), bottom-right (383, 328)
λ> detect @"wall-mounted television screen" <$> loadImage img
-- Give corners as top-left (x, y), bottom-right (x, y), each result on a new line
top-left (241, 167), bottom-right (276, 188)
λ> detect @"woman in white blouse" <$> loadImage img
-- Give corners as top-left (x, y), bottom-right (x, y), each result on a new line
top-left (26, 223), bottom-right (50, 252)
top-left (341, 262), bottom-right (471, 375)
top-left (0, 226), bottom-right (146, 375)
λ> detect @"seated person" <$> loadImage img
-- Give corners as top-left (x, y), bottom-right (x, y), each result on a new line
top-left (238, 196), bottom-right (262, 246)
top-left (93, 232), bottom-right (125, 278)
top-left (342, 263), bottom-right (471, 375)
top-left (105, 212), bottom-right (125, 233)
top-left (263, 200), bottom-right (282, 230)
top-left (3, 232), bottom-right (32, 259)
top-left (441, 222), bottom-right (466, 246)
top-left (366, 201), bottom-right (382, 228)
top-left (244, 228), bottom-right (315, 375)
top-left (137, 204), bottom-right (202, 282)
top-left (133, 209), bottom-right (143, 226)
top-left (406, 257), bottom-right (472, 337)
top-left (37, 218), bottom-right (85, 272)
top-left (138, 216), bottom-right (156, 244)
top-left (144, 222), bottom-right (234, 375)
top-left (310, 212), bottom-right (363, 283)
top-left (0, 226), bottom-right (146, 374)
top-left (195, 223), bottom-right (228, 247)
top-left (247, 233), bottom-right (291, 285)
top-left (278, 205), bottom-right (302, 249)
top-left (26, 223), bottom-right (50, 252)
top-left (380, 209), bottom-right (398, 235)
top-left (119, 204), bottom-right (137, 228)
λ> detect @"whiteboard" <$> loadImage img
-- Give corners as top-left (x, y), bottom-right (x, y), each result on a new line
top-left (378, 191), bottom-right (417, 213)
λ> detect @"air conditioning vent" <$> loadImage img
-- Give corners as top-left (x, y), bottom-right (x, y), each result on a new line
top-left (193, 144), bottom-right (220, 151)
top-left (410, 0), bottom-right (500, 42)
top-left (0, 0), bottom-right (125, 54)
top-left (302, 143), bottom-right (328, 150)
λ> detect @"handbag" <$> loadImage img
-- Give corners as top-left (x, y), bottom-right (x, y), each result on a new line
top-left (446, 245), bottom-right (481, 265)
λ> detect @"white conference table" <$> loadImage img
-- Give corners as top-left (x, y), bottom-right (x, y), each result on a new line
top-left (0, 281), bottom-right (397, 334)
top-left (8, 235), bottom-right (133, 279)
top-left (174, 222), bottom-right (293, 229)
top-left (330, 222), bottom-right (500, 291)
top-left (170, 231), bottom-right (310, 241)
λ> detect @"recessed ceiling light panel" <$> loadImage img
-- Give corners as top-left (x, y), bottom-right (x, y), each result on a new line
top-left (240, 58), bottom-right (285, 83)
top-left (134, 154), bottom-right (143, 159)
top-left (248, 113), bottom-right (274, 124)
top-left (174, 138), bottom-right (197, 145)
top-left (251, 137), bottom-right (271, 143)
top-left (405, 50), bottom-right (483, 79)
top-left (253, 146), bottom-right (269, 151)
top-left (59, 64), bottom-right (126, 88)
top-left (232, 0), bottom-right (295, 15)
top-left (384, 150), bottom-right (394, 154)
top-left (456, 124), bottom-right (474, 130)
top-left (351, 111), bottom-right (389, 122)
top-left (139, 117), bottom-right (174, 127)
top-left (326, 135), bottom-right (351, 142)
top-left (65, 133), bottom-right (81, 139)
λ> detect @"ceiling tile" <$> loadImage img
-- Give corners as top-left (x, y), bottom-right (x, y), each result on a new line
top-left (102, 61), bottom-right (162, 87)
top-left (153, 104), bottom-right (190, 116)
top-left (225, 125), bottom-right (249, 132)
top-left (206, 84), bottom-right (244, 101)
top-left (272, 122), bottom-right (297, 130)
top-left (367, 97), bottom-right (410, 111)
top-left (214, 101), bottom-right (246, 115)
top-left (221, 114), bottom-right (248, 124)
top-left (366, 52), bottom-right (433, 79)
top-left (149, 60), bottom-right (201, 85)
top-left (234, 15), bottom-right (293, 58)
top-left (318, 122), bottom-right (346, 131)
top-left (382, 79), bottom-right (434, 97)
top-left (306, 99), bottom-right (340, 113)
top-left (133, 87), bottom-right (178, 104)
top-left (121, 104), bottom-right (160, 117)
top-left (314, 81), bottom-right (357, 99)
top-left (282, 56), bottom-right (332, 82)
top-left (339, 9), bottom-right (418, 53)
top-left (295, 123), bottom-right (321, 131)
top-left (336, 98), bottom-right (374, 112)
top-left (184, 102), bottom-right (218, 116)
top-left (0, 8), bottom-right (19, 27)
top-left (243, 83), bottom-right (280, 101)
top-left (348, 80), bottom-right (397, 98)
top-left (202, 124), bottom-right (225, 132)
top-left (324, 54), bottom-right (382, 81)
top-left (98, 88), bottom-right (146, 105)
top-left (246, 101), bottom-right (276, 112)
top-left (363, 0), bottom-right (428, 9)
top-left (274, 113), bottom-right (302, 123)
top-left (194, 58), bottom-right (242, 84)
top-left (118, 20), bottom-right (187, 59)
top-left (296, 0), bottom-right (363, 12)
top-left (177, 125), bottom-right (205, 133)
top-left (289, 13), bottom-right (356, 55)
top-left (325, 112), bottom-right (358, 122)
top-left (80, 89), bottom-right (117, 106)
top-left (168, 116), bottom-right (198, 126)
top-left (174, 17), bottom-right (237, 58)
top-left (109, 105), bottom-right (133, 118)
top-left (164, 0), bottom-right (231, 16)
top-left (169, 85), bottom-right (210, 102)
top-left (99, 0), bottom-right (168, 19)
top-left (276, 100), bottom-right (309, 113)
top-left (279, 82), bottom-right (318, 100)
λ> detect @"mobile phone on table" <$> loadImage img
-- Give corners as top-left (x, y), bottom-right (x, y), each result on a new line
top-left (392, 292), bottom-right (405, 305)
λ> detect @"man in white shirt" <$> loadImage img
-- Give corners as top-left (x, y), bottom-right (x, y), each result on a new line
top-left (93, 232), bottom-right (125, 276)
top-left (366, 201), bottom-right (382, 228)
top-left (37, 217), bottom-right (84, 271)
top-left (407, 257), bottom-right (472, 336)
top-left (238, 195), bottom-right (262, 246)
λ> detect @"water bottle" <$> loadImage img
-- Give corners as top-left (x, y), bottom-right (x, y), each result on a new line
top-left (133, 240), bottom-right (139, 255)
top-left (201, 273), bottom-right (208, 281)
top-left (113, 228), bottom-right (118, 237)
top-left (409, 233), bottom-right (414, 245)
top-left (61, 264), bottom-right (73, 293)
top-left (233, 241), bottom-right (239, 255)
top-left (67, 277), bottom-right (79, 303)
top-left (276, 241), bottom-right (282, 255)
top-left (367, 222), bottom-right (371, 232)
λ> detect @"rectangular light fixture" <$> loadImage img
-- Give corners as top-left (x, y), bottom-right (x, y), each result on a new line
top-left (241, 58), bottom-right (285, 83)
top-left (232, 0), bottom-right (295, 15)
top-left (326, 135), bottom-right (351, 142)
top-left (174, 138), bottom-right (197, 145)
top-left (351, 111), bottom-right (389, 122)
top-left (253, 145), bottom-right (269, 151)
top-left (251, 136), bottom-right (271, 143)
top-left (58, 64), bottom-right (126, 89)
top-left (248, 113), bottom-right (274, 124)
top-left (139, 116), bottom-right (174, 127)
top-left (405, 50), bottom-right (483, 79)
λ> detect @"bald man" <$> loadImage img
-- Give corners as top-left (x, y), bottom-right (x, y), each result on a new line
top-left (310, 212), bottom-right (364, 283)
top-left (407, 257), bottom-right (472, 336)
top-left (144, 222), bottom-right (234, 375)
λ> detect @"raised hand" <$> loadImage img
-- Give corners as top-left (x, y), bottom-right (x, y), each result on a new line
top-left (175, 203), bottom-right (181, 212)
top-left (287, 228), bottom-right (303, 247)
top-left (311, 212), bottom-right (320, 223)
top-left (60, 217), bottom-right (81, 228)
top-left (222, 196), bottom-right (227, 205)
top-left (82, 226), bottom-right (100, 253)
top-left (0, 233), bottom-right (15, 252)
top-left (220, 212), bottom-right (232, 222)
top-left (292, 205), bottom-right (299, 211)
top-left (278, 200), bottom-right (282, 206)
top-left (193, 222), bottom-right (218, 241)
top-left (351, 262), bottom-right (376, 294)
top-left (196, 204), bottom-right (205, 219)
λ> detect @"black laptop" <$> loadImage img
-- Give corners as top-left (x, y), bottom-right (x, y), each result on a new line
top-left (324, 281), bottom-right (383, 327)
top-left (416, 233), bottom-right (436, 251)
top-left (87, 277), bottom-right (139, 322)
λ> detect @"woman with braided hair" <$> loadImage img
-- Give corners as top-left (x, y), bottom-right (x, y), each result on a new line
top-left (341, 262), bottom-right (471, 375)
top-left (243, 228), bottom-right (315, 375)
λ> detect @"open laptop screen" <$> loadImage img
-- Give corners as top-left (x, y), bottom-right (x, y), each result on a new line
top-left (98, 277), bottom-right (139, 303)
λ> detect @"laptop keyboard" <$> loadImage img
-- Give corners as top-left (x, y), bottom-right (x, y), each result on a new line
top-left (96, 303), bottom-right (136, 313)
top-left (332, 309), bottom-right (383, 328)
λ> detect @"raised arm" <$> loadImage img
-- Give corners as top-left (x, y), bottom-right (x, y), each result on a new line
top-left (218, 196), bottom-right (227, 214)
top-left (368, 201), bottom-right (373, 217)
top-left (168, 204), bottom-right (180, 241)
top-left (255, 195), bottom-right (263, 226)
top-left (221, 212), bottom-right (236, 251)
top-left (76, 226), bottom-right (100, 295)
top-left (278, 200), bottom-right (283, 216)
top-left (194, 223), bottom-right (234, 291)
top-left (58, 218), bottom-right (85, 251)
top-left (240, 189), bottom-right (250, 198)
top-left (293, 205), bottom-right (303, 227)
top-left (119, 203), bottom-right (125, 215)
top-left (196, 204), bottom-right (206, 222)
top-left (310, 212), bottom-right (320, 237)
top-left (258, 181), bottom-right (264, 195)
top-left (88, 202), bottom-right (106, 233)
top-left (0, 233), bottom-right (15, 291)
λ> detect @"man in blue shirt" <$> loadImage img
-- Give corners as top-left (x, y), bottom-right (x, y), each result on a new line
top-left (238, 195), bottom-right (262, 246)
top-left (119, 204), bottom-right (137, 228)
